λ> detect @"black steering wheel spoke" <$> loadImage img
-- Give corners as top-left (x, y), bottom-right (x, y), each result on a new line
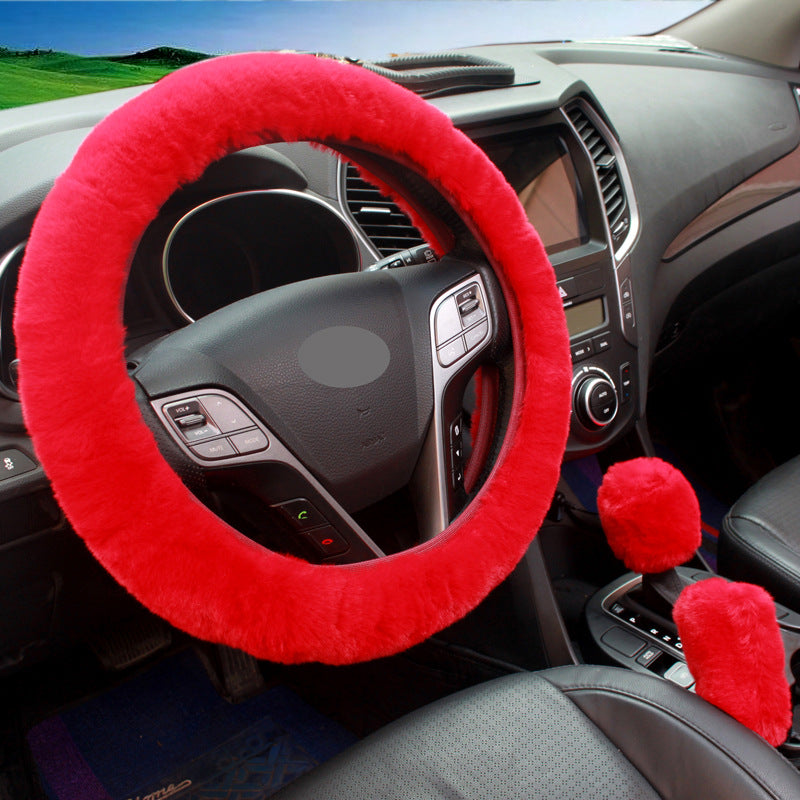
top-left (149, 387), bottom-right (385, 564)
top-left (405, 259), bottom-right (507, 538)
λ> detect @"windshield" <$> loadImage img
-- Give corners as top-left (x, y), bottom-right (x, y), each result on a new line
top-left (2, 0), bottom-right (714, 110)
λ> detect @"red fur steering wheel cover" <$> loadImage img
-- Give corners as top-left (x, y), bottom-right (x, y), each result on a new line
top-left (14, 53), bottom-right (571, 664)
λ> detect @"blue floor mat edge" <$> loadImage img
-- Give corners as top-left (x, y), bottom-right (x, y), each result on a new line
top-left (27, 650), bottom-right (357, 800)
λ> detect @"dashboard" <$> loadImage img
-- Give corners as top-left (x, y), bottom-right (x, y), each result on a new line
top-left (0, 40), bottom-right (799, 670)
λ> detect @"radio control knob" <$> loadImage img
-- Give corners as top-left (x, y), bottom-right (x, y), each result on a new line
top-left (574, 375), bottom-right (618, 430)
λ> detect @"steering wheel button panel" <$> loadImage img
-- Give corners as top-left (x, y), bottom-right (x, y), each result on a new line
top-left (434, 296), bottom-right (463, 346)
top-left (437, 337), bottom-right (467, 367)
top-left (152, 388), bottom-right (384, 562)
top-left (426, 274), bottom-right (495, 532)
top-left (464, 320), bottom-right (490, 352)
top-left (199, 394), bottom-right (254, 433)
top-left (191, 439), bottom-right (236, 460)
top-left (229, 429), bottom-right (268, 454)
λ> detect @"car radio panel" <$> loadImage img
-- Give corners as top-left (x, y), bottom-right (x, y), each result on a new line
top-left (555, 255), bottom-right (638, 453)
top-left (477, 111), bottom-right (639, 455)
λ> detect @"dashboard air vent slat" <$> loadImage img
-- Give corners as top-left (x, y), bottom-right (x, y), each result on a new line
top-left (567, 104), bottom-right (632, 249)
top-left (343, 163), bottom-right (425, 257)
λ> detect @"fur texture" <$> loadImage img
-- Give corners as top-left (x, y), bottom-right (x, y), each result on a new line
top-left (14, 53), bottom-right (571, 664)
top-left (674, 578), bottom-right (792, 746)
top-left (597, 457), bottom-right (701, 573)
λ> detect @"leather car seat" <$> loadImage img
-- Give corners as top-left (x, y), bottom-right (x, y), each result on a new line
top-left (720, 456), bottom-right (800, 612)
top-left (274, 665), bottom-right (800, 799)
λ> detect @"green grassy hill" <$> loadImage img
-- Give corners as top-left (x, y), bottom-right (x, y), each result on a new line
top-left (0, 47), bottom-right (210, 110)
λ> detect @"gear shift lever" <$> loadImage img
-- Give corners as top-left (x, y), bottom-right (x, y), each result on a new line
top-left (597, 457), bottom-right (792, 746)
top-left (597, 457), bottom-right (701, 617)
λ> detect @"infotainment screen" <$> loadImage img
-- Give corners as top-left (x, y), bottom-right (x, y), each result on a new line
top-left (565, 298), bottom-right (605, 338)
top-left (484, 134), bottom-right (588, 255)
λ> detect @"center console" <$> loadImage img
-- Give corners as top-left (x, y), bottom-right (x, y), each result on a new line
top-left (475, 98), bottom-right (640, 456)
top-left (587, 568), bottom-right (800, 690)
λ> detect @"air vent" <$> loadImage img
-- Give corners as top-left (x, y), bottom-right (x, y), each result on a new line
top-left (343, 163), bottom-right (425, 257)
top-left (567, 104), bottom-right (631, 248)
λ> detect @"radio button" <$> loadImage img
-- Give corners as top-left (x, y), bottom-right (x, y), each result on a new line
top-left (570, 339), bottom-right (594, 362)
top-left (592, 333), bottom-right (612, 353)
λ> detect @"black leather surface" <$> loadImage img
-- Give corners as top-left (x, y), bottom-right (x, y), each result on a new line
top-left (546, 666), bottom-right (800, 800)
top-left (274, 666), bottom-right (800, 799)
top-left (720, 456), bottom-right (800, 612)
top-left (135, 259), bottom-right (473, 512)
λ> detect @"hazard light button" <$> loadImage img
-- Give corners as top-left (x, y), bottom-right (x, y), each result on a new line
top-left (557, 278), bottom-right (577, 301)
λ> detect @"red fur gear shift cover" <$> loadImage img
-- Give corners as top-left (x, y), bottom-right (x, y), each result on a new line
top-left (674, 578), bottom-right (792, 746)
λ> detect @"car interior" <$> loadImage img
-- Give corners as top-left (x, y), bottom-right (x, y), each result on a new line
top-left (3, 0), bottom-right (800, 797)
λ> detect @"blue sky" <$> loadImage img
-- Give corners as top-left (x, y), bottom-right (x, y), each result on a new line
top-left (1, 2), bottom-right (711, 60)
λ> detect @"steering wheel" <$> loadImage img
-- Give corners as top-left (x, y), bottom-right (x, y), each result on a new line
top-left (14, 53), bottom-right (571, 665)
